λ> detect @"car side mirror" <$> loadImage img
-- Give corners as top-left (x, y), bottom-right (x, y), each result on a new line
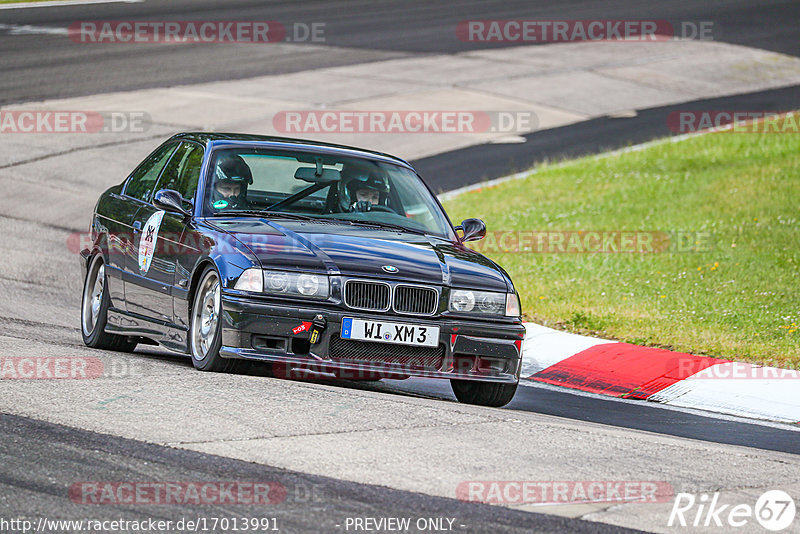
top-left (153, 189), bottom-right (192, 217)
top-left (455, 218), bottom-right (486, 242)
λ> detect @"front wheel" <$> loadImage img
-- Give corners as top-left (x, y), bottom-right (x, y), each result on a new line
top-left (81, 254), bottom-right (137, 352)
top-left (190, 267), bottom-right (239, 373)
top-left (451, 379), bottom-right (518, 407)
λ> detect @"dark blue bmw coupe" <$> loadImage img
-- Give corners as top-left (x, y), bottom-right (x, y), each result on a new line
top-left (80, 133), bottom-right (524, 406)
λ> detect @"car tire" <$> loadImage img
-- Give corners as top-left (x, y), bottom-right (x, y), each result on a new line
top-left (190, 267), bottom-right (239, 373)
top-left (450, 379), bottom-right (518, 407)
top-left (81, 254), bottom-right (138, 352)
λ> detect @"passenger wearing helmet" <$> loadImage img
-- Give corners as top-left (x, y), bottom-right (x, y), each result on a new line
top-left (211, 154), bottom-right (253, 211)
top-left (339, 166), bottom-right (390, 213)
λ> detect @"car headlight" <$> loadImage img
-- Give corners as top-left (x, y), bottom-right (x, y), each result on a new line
top-left (449, 289), bottom-right (506, 315)
top-left (450, 290), bottom-right (476, 312)
top-left (265, 271), bottom-right (290, 292)
top-left (449, 289), bottom-right (517, 316)
top-left (296, 274), bottom-right (326, 297)
top-left (264, 269), bottom-right (329, 299)
top-left (235, 268), bottom-right (329, 299)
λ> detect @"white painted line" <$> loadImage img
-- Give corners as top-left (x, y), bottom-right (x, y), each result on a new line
top-left (521, 322), bottom-right (800, 424)
top-left (0, 23), bottom-right (67, 35)
top-left (651, 362), bottom-right (800, 424)
top-left (0, 0), bottom-right (141, 10)
top-left (519, 379), bottom-right (800, 432)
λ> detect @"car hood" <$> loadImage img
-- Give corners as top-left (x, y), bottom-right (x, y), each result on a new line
top-left (209, 219), bottom-right (510, 291)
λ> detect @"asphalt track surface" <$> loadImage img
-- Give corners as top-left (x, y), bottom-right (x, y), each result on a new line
top-left (414, 83), bottom-right (800, 192)
top-left (1, 1), bottom-right (800, 532)
top-left (377, 378), bottom-right (800, 455)
top-left (1, 0), bottom-right (798, 190)
top-left (1, 0), bottom-right (799, 106)
top-left (1, 413), bottom-right (641, 534)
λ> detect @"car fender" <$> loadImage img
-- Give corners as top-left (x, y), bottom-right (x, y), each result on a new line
top-left (177, 221), bottom-right (261, 330)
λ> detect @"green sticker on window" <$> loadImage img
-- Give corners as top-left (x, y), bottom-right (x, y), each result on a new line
top-left (213, 199), bottom-right (229, 209)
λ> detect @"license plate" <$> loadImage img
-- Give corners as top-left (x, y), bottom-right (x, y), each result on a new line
top-left (341, 318), bottom-right (439, 347)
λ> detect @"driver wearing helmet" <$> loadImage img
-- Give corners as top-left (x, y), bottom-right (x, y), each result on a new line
top-left (211, 154), bottom-right (253, 211)
top-left (339, 166), bottom-right (390, 213)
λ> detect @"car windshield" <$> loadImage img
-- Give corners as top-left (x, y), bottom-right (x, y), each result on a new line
top-left (203, 147), bottom-right (454, 238)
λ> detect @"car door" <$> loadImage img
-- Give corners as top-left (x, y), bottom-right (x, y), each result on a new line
top-left (109, 141), bottom-right (178, 311)
top-left (126, 141), bottom-right (204, 325)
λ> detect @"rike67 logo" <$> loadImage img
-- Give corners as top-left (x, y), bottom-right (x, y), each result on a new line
top-left (669, 490), bottom-right (796, 531)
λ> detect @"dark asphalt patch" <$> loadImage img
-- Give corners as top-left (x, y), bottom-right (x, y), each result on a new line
top-left (0, 413), bottom-right (642, 534)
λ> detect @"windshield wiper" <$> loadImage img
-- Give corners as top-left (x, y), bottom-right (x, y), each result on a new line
top-left (213, 210), bottom-right (317, 221)
top-left (327, 217), bottom-right (428, 235)
top-left (259, 211), bottom-right (319, 221)
top-left (215, 210), bottom-right (428, 234)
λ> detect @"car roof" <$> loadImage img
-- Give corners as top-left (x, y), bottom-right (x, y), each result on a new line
top-left (170, 132), bottom-right (413, 169)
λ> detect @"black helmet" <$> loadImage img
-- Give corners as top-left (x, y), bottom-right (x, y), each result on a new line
top-left (212, 154), bottom-right (253, 209)
top-left (339, 165), bottom-right (389, 212)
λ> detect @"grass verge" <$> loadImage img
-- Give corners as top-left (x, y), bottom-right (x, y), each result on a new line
top-left (442, 128), bottom-right (799, 367)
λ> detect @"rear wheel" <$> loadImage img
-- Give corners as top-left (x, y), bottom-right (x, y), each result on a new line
top-left (81, 254), bottom-right (137, 352)
top-left (451, 379), bottom-right (518, 407)
top-left (190, 267), bottom-right (239, 372)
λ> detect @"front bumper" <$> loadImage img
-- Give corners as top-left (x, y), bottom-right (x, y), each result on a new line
top-left (219, 294), bottom-right (525, 383)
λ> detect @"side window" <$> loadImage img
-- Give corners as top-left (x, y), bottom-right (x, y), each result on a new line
top-left (125, 142), bottom-right (178, 202)
top-left (156, 142), bottom-right (204, 202)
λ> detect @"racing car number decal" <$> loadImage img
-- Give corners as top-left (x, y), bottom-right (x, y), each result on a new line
top-left (138, 210), bottom-right (165, 274)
